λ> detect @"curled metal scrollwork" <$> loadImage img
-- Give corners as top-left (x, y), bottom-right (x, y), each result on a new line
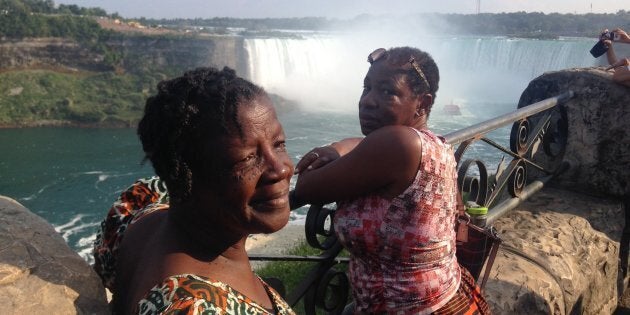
top-left (541, 106), bottom-right (568, 160)
top-left (454, 105), bottom-right (567, 208)
top-left (314, 269), bottom-right (350, 313)
top-left (301, 263), bottom-right (350, 315)
top-left (305, 203), bottom-right (338, 250)
top-left (507, 159), bottom-right (526, 198)
top-left (510, 119), bottom-right (530, 157)
top-left (457, 159), bottom-right (489, 206)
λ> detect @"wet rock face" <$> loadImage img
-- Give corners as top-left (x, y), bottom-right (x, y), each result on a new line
top-left (518, 68), bottom-right (630, 197)
top-left (0, 196), bottom-right (108, 314)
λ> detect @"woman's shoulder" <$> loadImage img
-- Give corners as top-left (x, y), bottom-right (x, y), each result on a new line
top-left (362, 126), bottom-right (423, 152)
top-left (137, 274), bottom-right (295, 315)
top-left (93, 176), bottom-right (169, 290)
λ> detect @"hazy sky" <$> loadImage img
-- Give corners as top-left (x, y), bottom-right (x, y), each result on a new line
top-left (55, 0), bottom-right (628, 19)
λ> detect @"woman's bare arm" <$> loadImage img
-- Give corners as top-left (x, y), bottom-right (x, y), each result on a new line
top-left (294, 126), bottom-right (422, 205)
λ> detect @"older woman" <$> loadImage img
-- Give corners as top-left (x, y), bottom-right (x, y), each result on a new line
top-left (93, 67), bottom-right (295, 314)
top-left (292, 47), bottom-right (489, 314)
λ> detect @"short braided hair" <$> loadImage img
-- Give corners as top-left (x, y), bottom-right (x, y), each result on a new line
top-left (377, 47), bottom-right (440, 106)
top-left (137, 66), bottom-right (266, 203)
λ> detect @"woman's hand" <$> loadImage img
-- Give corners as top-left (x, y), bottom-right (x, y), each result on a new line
top-left (613, 28), bottom-right (630, 43)
top-left (603, 39), bottom-right (613, 49)
top-left (295, 146), bottom-right (340, 174)
top-left (295, 138), bottom-right (363, 174)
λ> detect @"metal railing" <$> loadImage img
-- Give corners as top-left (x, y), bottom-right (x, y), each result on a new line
top-left (250, 91), bottom-right (575, 314)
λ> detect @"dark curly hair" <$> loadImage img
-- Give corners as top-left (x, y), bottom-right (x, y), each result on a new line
top-left (137, 66), bottom-right (266, 203)
top-left (371, 47), bottom-right (440, 107)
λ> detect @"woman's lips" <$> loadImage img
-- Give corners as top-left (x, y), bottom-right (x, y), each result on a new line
top-left (251, 190), bottom-right (289, 211)
top-left (360, 117), bottom-right (379, 130)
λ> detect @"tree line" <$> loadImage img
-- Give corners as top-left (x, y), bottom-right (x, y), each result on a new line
top-left (144, 11), bottom-right (630, 38)
top-left (0, 0), bottom-right (118, 42)
top-left (2, 0), bottom-right (629, 40)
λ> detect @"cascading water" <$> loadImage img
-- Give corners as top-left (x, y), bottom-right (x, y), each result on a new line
top-left (440, 37), bottom-right (597, 76)
top-left (244, 35), bottom-right (359, 111)
top-left (244, 34), bottom-right (599, 110)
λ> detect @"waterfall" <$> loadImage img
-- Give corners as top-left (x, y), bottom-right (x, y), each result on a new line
top-left (244, 34), bottom-right (599, 111)
top-left (436, 37), bottom-right (597, 79)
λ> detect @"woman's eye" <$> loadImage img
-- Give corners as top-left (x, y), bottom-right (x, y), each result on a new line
top-left (241, 154), bottom-right (257, 163)
top-left (276, 141), bottom-right (287, 152)
top-left (361, 87), bottom-right (371, 97)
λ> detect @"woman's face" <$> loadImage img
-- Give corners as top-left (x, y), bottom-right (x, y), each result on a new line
top-left (358, 62), bottom-right (422, 135)
top-left (198, 95), bottom-right (294, 235)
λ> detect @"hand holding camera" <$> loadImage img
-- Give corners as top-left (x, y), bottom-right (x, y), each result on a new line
top-left (600, 30), bottom-right (621, 42)
top-left (591, 29), bottom-right (629, 58)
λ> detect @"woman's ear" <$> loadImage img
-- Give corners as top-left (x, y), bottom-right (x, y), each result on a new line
top-left (416, 94), bottom-right (433, 114)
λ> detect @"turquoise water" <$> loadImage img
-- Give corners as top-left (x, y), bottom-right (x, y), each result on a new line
top-left (0, 101), bottom-right (514, 263)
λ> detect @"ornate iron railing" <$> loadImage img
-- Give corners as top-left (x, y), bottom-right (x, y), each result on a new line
top-left (249, 91), bottom-right (575, 314)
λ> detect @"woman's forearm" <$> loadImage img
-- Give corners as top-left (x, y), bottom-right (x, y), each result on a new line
top-left (329, 137), bottom-right (363, 156)
top-left (606, 44), bottom-right (619, 66)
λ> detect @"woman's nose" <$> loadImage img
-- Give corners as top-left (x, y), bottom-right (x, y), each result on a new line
top-left (264, 152), bottom-right (293, 180)
top-left (359, 93), bottom-right (377, 110)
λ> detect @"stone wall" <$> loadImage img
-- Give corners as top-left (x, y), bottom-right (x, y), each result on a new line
top-left (482, 67), bottom-right (630, 314)
top-left (518, 67), bottom-right (630, 197)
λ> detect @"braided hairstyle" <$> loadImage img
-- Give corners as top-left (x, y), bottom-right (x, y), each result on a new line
top-left (137, 67), bottom-right (266, 203)
top-left (378, 47), bottom-right (440, 108)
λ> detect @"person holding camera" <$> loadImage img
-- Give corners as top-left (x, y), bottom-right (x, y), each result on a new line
top-left (602, 28), bottom-right (630, 87)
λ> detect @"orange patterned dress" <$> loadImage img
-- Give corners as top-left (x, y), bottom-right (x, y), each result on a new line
top-left (333, 129), bottom-right (490, 314)
top-left (138, 274), bottom-right (293, 315)
top-left (93, 177), bottom-right (295, 315)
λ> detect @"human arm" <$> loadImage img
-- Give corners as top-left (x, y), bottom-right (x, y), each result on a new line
top-left (295, 137), bottom-right (363, 174)
top-left (604, 40), bottom-right (619, 66)
top-left (293, 126), bottom-right (422, 205)
top-left (612, 60), bottom-right (630, 87)
top-left (606, 55), bottom-right (629, 71)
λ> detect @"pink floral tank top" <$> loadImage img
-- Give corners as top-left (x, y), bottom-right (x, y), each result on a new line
top-left (333, 128), bottom-right (460, 314)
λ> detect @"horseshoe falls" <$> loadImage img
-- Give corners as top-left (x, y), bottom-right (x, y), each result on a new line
top-left (244, 35), bottom-right (598, 111)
